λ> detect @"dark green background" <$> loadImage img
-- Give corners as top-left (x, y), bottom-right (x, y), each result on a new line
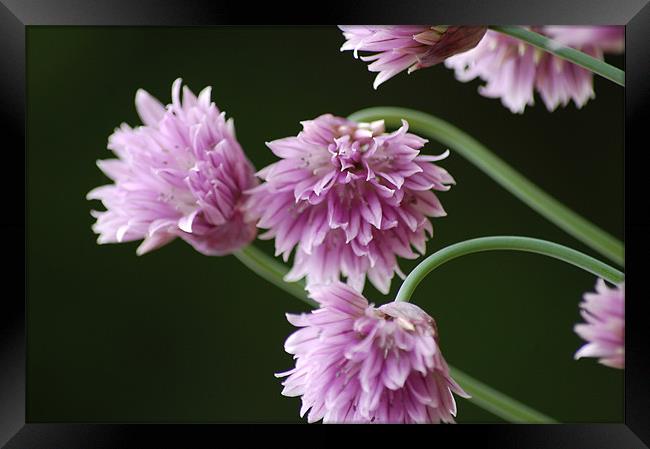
top-left (26, 27), bottom-right (624, 423)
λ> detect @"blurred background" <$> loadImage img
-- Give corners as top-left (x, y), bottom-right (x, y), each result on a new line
top-left (26, 27), bottom-right (623, 423)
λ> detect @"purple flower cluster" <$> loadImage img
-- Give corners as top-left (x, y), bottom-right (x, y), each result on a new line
top-left (88, 79), bottom-right (258, 256)
top-left (445, 26), bottom-right (624, 113)
top-left (277, 282), bottom-right (469, 423)
top-left (574, 279), bottom-right (625, 369)
top-left (339, 26), bottom-right (487, 89)
top-left (246, 115), bottom-right (454, 294)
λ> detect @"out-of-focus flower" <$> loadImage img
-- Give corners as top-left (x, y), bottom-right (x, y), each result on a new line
top-left (88, 78), bottom-right (258, 256)
top-left (574, 279), bottom-right (624, 369)
top-left (339, 26), bottom-right (488, 89)
top-left (246, 115), bottom-right (454, 294)
top-left (276, 282), bottom-right (469, 423)
top-left (445, 26), bottom-right (625, 113)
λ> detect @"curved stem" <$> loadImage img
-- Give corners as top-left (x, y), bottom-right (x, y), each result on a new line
top-left (347, 107), bottom-right (624, 267)
top-left (396, 236), bottom-right (624, 302)
top-left (234, 244), bottom-right (556, 423)
top-left (489, 26), bottom-right (624, 86)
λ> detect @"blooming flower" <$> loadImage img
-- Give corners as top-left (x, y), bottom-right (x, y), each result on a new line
top-left (339, 26), bottom-right (488, 89)
top-left (87, 78), bottom-right (258, 256)
top-left (574, 279), bottom-right (625, 369)
top-left (276, 282), bottom-right (469, 423)
top-left (445, 26), bottom-right (624, 113)
top-left (246, 115), bottom-right (454, 294)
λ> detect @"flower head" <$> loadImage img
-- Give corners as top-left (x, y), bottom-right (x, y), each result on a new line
top-left (246, 115), bottom-right (454, 294)
top-left (277, 282), bottom-right (469, 423)
top-left (574, 279), bottom-right (624, 369)
top-left (87, 78), bottom-right (258, 256)
top-left (339, 26), bottom-right (488, 89)
top-left (445, 26), bottom-right (624, 113)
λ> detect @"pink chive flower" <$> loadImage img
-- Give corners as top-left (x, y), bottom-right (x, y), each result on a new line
top-left (574, 279), bottom-right (625, 369)
top-left (87, 78), bottom-right (258, 256)
top-left (276, 282), bottom-right (469, 423)
top-left (445, 26), bottom-right (624, 113)
top-left (339, 26), bottom-right (488, 89)
top-left (246, 115), bottom-right (454, 294)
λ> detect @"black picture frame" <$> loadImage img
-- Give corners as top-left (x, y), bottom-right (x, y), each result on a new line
top-left (2, 0), bottom-right (649, 447)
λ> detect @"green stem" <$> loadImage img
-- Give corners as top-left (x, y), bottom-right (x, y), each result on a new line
top-left (234, 244), bottom-right (557, 423)
top-left (489, 26), bottom-right (624, 86)
top-left (347, 107), bottom-right (624, 267)
top-left (233, 245), bottom-right (316, 307)
top-left (396, 236), bottom-right (624, 302)
top-left (450, 367), bottom-right (557, 423)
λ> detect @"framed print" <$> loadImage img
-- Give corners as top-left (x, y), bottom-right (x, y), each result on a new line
top-left (2, 0), bottom-right (649, 447)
